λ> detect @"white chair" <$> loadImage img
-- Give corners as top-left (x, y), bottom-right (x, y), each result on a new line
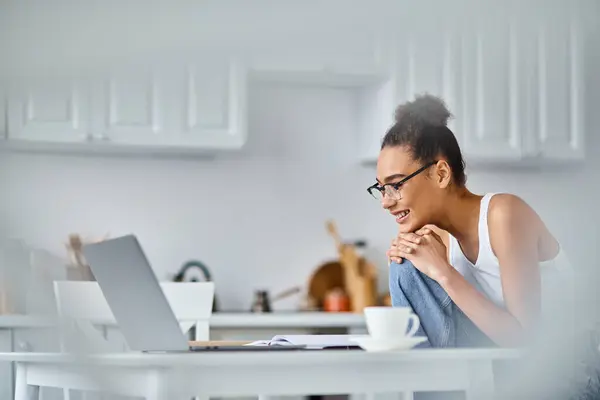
top-left (54, 281), bottom-right (214, 343)
top-left (51, 280), bottom-right (215, 399)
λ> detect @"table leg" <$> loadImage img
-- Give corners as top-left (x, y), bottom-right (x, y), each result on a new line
top-left (145, 370), bottom-right (168, 400)
top-left (465, 360), bottom-right (495, 400)
top-left (14, 363), bottom-right (40, 400)
top-left (193, 322), bottom-right (210, 400)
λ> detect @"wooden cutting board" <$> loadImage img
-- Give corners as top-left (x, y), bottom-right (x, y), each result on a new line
top-left (325, 220), bottom-right (378, 313)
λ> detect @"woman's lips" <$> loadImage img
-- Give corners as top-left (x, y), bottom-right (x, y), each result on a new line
top-left (394, 210), bottom-right (410, 223)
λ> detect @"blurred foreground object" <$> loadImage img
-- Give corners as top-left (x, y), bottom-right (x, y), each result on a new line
top-left (0, 238), bottom-right (66, 314)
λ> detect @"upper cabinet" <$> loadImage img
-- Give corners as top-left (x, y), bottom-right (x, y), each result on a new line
top-left (358, 5), bottom-right (589, 166)
top-left (357, 22), bottom-right (461, 163)
top-left (3, 58), bottom-right (247, 153)
top-left (533, 14), bottom-right (585, 161)
top-left (0, 1), bottom-right (591, 162)
top-left (90, 59), bottom-right (246, 150)
top-left (459, 16), bottom-right (526, 161)
top-left (7, 77), bottom-right (91, 144)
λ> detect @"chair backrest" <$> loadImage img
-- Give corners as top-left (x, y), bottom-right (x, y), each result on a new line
top-left (53, 281), bottom-right (215, 346)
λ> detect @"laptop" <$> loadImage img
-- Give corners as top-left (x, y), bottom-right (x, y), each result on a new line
top-left (81, 234), bottom-right (307, 352)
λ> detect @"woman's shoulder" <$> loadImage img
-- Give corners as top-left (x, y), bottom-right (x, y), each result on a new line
top-left (487, 193), bottom-right (541, 226)
top-left (487, 193), bottom-right (559, 260)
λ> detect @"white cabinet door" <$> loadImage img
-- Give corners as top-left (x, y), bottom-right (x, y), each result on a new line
top-left (92, 60), bottom-right (247, 150)
top-left (0, 329), bottom-right (12, 400)
top-left (173, 60), bottom-right (247, 149)
top-left (357, 24), bottom-right (461, 162)
top-left (91, 64), bottom-right (170, 146)
top-left (533, 14), bottom-right (585, 160)
top-left (7, 78), bottom-right (91, 143)
top-left (13, 328), bottom-right (63, 400)
top-left (393, 27), bottom-right (459, 114)
top-left (460, 16), bottom-right (526, 161)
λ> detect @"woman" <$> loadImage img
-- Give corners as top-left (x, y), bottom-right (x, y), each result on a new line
top-left (368, 94), bottom-right (570, 348)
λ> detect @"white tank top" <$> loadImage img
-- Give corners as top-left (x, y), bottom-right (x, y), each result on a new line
top-left (447, 193), bottom-right (573, 309)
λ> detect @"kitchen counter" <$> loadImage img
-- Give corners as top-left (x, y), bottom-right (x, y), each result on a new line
top-left (0, 312), bottom-right (366, 329)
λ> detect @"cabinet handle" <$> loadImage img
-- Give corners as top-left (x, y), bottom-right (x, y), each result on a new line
top-left (17, 341), bottom-right (32, 352)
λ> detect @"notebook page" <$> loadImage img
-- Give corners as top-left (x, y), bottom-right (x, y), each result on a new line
top-left (246, 334), bottom-right (361, 348)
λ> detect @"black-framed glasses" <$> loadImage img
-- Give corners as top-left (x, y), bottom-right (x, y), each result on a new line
top-left (367, 160), bottom-right (438, 201)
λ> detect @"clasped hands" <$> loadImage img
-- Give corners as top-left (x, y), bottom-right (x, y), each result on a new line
top-left (386, 225), bottom-right (452, 283)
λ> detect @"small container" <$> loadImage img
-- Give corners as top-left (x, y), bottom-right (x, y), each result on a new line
top-left (323, 288), bottom-right (350, 312)
top-left (250, 290), bottom-right (272, 313)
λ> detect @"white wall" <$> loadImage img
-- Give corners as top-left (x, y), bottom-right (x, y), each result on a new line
top-left (2, 77), bottom-right (599, 311)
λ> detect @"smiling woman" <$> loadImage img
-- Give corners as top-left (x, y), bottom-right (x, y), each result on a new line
top-left (370, 94), bottom-right (572, 349)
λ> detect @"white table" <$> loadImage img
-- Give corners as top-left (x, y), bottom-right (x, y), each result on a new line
top-left (0, 313), bottom-right (369, 398)
top-left (0, 312), bottom-right (367, 330)
top-left (0, 349), bottom-right (520, 400)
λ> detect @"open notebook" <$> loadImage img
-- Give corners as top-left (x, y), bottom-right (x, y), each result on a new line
top-left (247, 334), bottom-right (361, 349)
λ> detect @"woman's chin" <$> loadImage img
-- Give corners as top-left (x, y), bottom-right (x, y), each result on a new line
top-left (397, 223), bottom-right (415, 234)
top-left (396, 219), bottom-right (423, 234)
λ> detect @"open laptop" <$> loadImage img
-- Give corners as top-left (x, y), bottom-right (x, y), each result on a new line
top-left (81, 234), bottom-right (307, 352)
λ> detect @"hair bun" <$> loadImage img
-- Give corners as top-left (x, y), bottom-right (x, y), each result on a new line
top-left (394, 93), bottom-right (452, 127)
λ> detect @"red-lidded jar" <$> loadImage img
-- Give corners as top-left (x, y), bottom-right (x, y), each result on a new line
top-left (324, 288), bottom-right (350, 312)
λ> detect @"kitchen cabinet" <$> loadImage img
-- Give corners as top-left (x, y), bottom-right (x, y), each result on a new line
top-left (357, 22), bottom-right (462, 163)
top-left (358, 8), bottom-right (588, 166)
top-left (6, 77), bottom-right (92, 144)
top-left (532, 15), bottom-right (585, 161)
top-left (0, 326), bottom-right (63, 400)
top-left (13, 328), bottom-right (63, 400)
top-left (459, 16), bottom-right (525, 161)
top-left (90, 59), bottom-right (247, 150)
top-left (0, 2), bottom-right (590, 163)
top-left (0, 329), bottom-right (11, 400)
top-left (2, 59), bottom-right (247, 153)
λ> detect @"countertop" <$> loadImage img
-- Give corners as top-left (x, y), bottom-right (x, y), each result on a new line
top-left (0, 312), bottom-right (366, 329)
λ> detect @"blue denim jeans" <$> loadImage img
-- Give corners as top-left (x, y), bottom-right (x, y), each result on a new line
top-left (389, 259), bottom-right (495, 348)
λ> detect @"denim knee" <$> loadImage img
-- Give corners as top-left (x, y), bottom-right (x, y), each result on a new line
top-left (389, 259), bottom-right (452, 308)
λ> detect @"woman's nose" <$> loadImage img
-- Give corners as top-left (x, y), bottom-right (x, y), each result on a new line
top-left (381, 196), bottom-right (395, 209)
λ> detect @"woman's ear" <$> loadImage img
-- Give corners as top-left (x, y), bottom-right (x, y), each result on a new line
top-left (434, 160), bottom-right (452, 189)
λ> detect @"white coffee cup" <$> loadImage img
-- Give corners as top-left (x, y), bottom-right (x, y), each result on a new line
top-left (363, 306), bottom-right (420, 339)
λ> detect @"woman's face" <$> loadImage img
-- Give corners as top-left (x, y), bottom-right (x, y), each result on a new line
top-left (374, 146), bottom-right (443, 233)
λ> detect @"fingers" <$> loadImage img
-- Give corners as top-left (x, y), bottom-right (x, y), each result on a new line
top-left (416, 226), bottom-right (432, 236)
top-left (387, 237), bottom-right (419, 265)
top-left (396, 237), bottom-right (419, 252)
top-left (386, 246), bottom-right (403, 264)
top-left (389, 239), bottom-right (401, 264)
top-left (415, 226), bottom-right (443, 244)
top-left (387, 242), bottom-right (413, 264)
top-left (398, 232), bottom-right (423, 244)
top-left (392, 245), bottom-right (412, 261)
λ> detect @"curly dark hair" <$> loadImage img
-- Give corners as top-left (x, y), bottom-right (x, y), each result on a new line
top-left (381, 93), bottom-right (467, 187)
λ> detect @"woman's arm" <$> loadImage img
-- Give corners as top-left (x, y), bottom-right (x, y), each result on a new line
top-left (437, 194), bottom-right (542, 347)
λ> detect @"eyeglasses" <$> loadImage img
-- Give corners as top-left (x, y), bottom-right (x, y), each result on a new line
top-left (367, 160), bottom-right (438, 201)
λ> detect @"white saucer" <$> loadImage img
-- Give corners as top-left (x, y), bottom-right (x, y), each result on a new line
top-left (349, 335), bottom-right (428, 352)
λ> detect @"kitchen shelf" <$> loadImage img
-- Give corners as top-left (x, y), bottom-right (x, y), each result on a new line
top-left (0, 312), bottom-right (366, 330)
